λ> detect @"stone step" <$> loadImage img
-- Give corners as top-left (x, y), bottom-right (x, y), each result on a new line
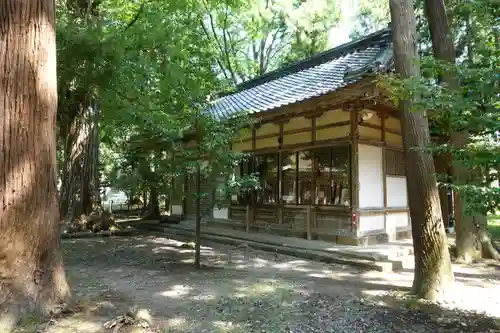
top-left (137, 222), bottom-right (402, 272)
top-left (144, 221), bottom-right (412, 268)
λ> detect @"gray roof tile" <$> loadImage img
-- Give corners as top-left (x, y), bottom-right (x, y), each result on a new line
top-left (208, 28), bottom-right (393, 119)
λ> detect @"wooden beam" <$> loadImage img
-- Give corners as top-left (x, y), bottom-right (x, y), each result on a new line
top-left (261, 100), bottom-right (355, 124)
top-left (305, 111), bottom-right (324, 119)
top-left (240, 120), bottom-right (351, 143)
top-left (359, 122), bottom-right (401, 136)
top-left (248, 137), bottom-right (350, 155)
top-left (371, 102), bottom-right (399, 117)
top-left (380, 115), bottom-right (386, 142)
top-left (272, 117), bottom-right (291, 125)
top-left (357, 138), bottom-right (403, 151)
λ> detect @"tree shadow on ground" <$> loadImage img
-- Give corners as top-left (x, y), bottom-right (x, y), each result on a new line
top-left (45, 235), bottom-right (500, 333)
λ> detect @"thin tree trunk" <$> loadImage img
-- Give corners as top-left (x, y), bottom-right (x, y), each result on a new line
top-left (195, 121), bottom-right (201, 269)
top-left (80, 100), bottom-right (100, 215)
top-left (0, 0), bottom-right (71, 328)
top-left (433, 151), bottom-right (451, 229)
top-left (142, 190), bottom-right (148, 212)
top-left (195, 161), bottom-right (202, 269)
top-left (389, 0), bottom-right (454, 301)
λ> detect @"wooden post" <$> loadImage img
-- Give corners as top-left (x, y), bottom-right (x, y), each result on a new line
top-left (245, 203), bottom-right (251, 232)
top-left (182, 174), bottom-right (187, 219)
top-left (312, 152), bottom-right (318, 205)
top-left (278, 123), bottom-right (284, 225)
top-left (250, 124), bottom-right (257, 226)
top-left (306, 205), bottom-right (312, 240)
top-left (350, 106), bottom-right (360, 234)
top-left (381, 115), bottom-right (388, 209)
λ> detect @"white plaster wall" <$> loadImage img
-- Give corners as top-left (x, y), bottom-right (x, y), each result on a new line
top-left (385, 211), bottom-right (410, 241)
top-left (171, 205), bottom-right (183, 215)
top-left (358, 144), bottom-right (384, 208)
top-left (359, 214), bottom-right (385, 234)
top-left (386, 176), bottom-right (408, 207)
top-left (213, 208), bottom-right (229, 219)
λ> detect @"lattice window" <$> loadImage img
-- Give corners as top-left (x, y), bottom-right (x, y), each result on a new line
top-left (255, 154), bottom-right (279, 205)
top-left (386, 149), bottom-right (405, 176)
top-left (297, 145), bottom-right (350, 206)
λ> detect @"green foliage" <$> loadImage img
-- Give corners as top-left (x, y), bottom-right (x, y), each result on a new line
top-left (201, 0), bottom-right (340, 84)
top-left (488, 215), bottom-right (500, 240)
top-left (55, 0), bottom-right (264, 211)
top-left (380, 0), bottom-right (499, 215)
top-left (349, 0), bottom-right (390, 40)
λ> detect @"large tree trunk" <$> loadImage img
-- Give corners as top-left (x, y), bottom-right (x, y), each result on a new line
top-left (59, 97), bottom-right (100, 219)
top-left (389, 0), bottom-right (454, 301)
top-left (0, 0), bottom-right (71, 329)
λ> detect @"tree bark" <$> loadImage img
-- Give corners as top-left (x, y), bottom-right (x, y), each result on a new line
top-left (195, 161), bottom-right (202, 269)
top-left (389, 0), bottom-right (454, 301)
top-left (80, 101), bottom-right (100, 215)
top-left (145, 186), bottom-right (160, 219)
top-left (433, 150), bottom-right (451, 229)
top-left (59, 97), bottom-right (100, 219)
top-left (0, 0), bottom-right (71, 329)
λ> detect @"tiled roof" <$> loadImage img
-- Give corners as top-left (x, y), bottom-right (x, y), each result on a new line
top-left (208, 28), bottom-right (393, 119)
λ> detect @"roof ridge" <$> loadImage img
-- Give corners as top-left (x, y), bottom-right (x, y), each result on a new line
top-left (235, 27), bottom-right (392, 92)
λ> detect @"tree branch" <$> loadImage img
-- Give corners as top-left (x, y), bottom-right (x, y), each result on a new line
top-left (221, 6), bottom-right (238, 85)
top-left (200, 20), bottom-right (231, 81)
top-left (124, 3), bottom-right (145, 32)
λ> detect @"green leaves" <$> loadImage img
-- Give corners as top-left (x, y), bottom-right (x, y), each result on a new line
top-left (201, 0), bottom-right (339, 84)
top-left (380, 0), bottom-right (499, 215)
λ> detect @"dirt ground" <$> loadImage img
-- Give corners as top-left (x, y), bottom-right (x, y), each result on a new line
top-left (18, 235), bottom-right (500, 333)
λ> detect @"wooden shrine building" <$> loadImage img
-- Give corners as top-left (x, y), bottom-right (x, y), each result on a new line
top-left (172, 28), bottom-right (411, 246)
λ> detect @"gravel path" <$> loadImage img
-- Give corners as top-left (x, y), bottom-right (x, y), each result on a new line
top-left (30, 235), bottom-right (500, 333)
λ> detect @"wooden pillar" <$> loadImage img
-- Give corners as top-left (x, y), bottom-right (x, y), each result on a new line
top-left (381, 115), bottom-right (388, 208)
top-left (311, 116), bottom-right (317, 238)
top-left (381, 116), bottom-right (388, 233)
top-left (169, 174), bottom-right (174, 214)
top-left (306, 205), bottom-right (313, 240)
top-left (350, 106), bottom-right (360, 233)
top-left (182, 173), bottom-right (188, 219)
top-left (228, 143), bottom-right (232, 219)
top-left (245, 203), bottom-right (251, 232)
top-left (277, 123), bottom-right (284, 224)
top-left (250, 124), bottom-right (257, 229)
